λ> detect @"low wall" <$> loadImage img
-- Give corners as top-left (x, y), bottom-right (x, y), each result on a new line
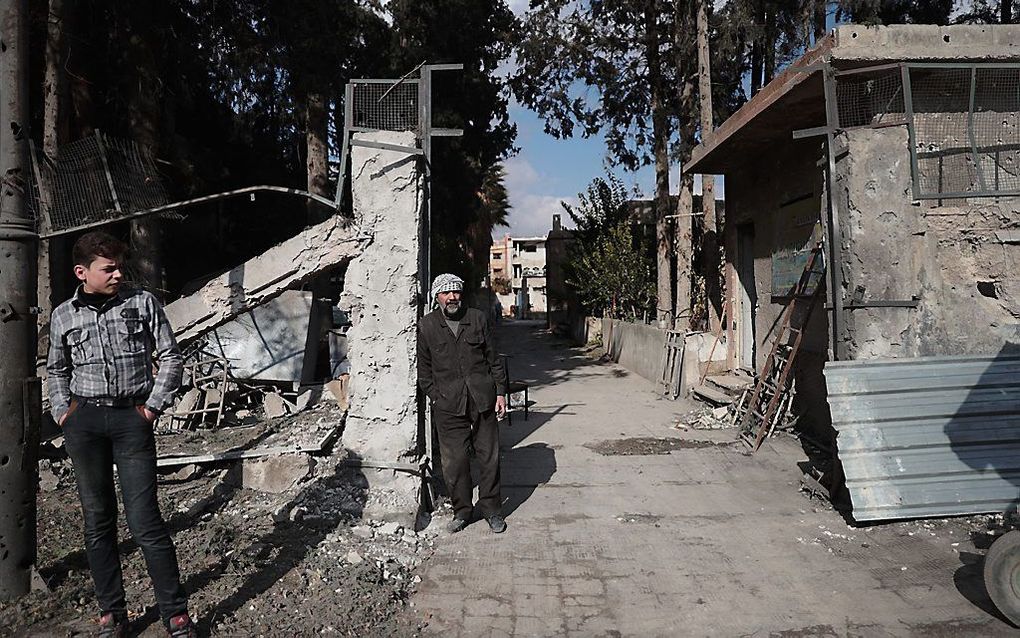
top-left (601, 318), bottom-right (665, 384)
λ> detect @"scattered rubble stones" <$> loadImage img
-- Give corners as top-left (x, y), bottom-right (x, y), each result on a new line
top-left (7, 448), bottom-right (436, 636)
top-left (676, 405), bottom-right (735, 431)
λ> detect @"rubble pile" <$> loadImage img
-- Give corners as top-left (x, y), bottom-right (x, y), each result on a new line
top-left (2, 429), bottom-right (433, 636)
top-left (675, 405), bottom-right (735, 431)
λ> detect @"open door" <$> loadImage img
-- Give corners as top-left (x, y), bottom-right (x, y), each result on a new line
top-left (736, 223), bottom-right (757, 371)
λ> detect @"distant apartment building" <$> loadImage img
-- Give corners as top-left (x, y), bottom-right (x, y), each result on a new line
top-left (488, 234), bottom-right (547, 318)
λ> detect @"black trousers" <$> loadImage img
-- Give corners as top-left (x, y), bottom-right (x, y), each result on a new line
top-left (63, 402), bottom-right (188, 626)
top-left (435, 397), bottom-right (502, 520)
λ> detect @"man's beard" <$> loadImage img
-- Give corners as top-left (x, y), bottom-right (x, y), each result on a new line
top-left (443, 300), bottom-right (462, 317)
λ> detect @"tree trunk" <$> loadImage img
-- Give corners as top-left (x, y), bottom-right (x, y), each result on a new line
top-left (38, 0), bottom-right (67, 355)
top-left (750, 1), bottom-right (764, 96)
top-left (0, 0), bottom-right (40, 601)
top-left (674, 168), bottom-right (694, 327)
top-left (763, 5), bottom-right (776, 85)
top-left (814, 0), bottom-right (827, 41)
top-left (306, 91), bottom-right (330, 224)
top-left (647, 1), bottom-right (673, 327)
top-left (696, 0), bottom-right (720, 333)
top-left (1003, 0), bottom-right (1013, 23)
top-left (124, 10), bottom-right (165, 297)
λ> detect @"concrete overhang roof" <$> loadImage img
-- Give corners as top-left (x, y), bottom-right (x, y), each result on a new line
top-left (686, 24), bottom-right (1020, 175)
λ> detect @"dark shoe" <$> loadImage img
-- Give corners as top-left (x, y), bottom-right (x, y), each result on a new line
top-left (97, 612), bottom-right (128, 638)
top-left (167, 612), bottom-right (198, 638)
top-left (446, 517), bottom-right (469, 534)
top-left (487, 514), bottom-right (507, 534)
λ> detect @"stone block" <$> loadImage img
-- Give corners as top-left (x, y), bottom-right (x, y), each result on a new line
top-left (229, 454), bottom-right (315, 494)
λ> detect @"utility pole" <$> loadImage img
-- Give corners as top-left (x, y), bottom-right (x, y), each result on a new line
top-left (0, 0), bottom-right (41, 601)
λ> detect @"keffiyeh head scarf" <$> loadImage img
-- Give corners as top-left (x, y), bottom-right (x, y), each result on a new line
top-left (430, 273), bottom-right (464, 307)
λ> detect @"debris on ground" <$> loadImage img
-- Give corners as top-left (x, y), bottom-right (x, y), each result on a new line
top-left (674, 405), bottom-right (736, 431)
top-left (1, 436), bottom-right (435, 636)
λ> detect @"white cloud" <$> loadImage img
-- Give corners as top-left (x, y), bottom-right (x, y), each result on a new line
top-left (504, 193), bottom-right (578, 238)
top-left (503, 155), bottom-right (540, 191)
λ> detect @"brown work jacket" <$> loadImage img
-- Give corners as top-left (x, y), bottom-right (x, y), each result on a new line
top-left (417, 307), bottom-right (506, 415)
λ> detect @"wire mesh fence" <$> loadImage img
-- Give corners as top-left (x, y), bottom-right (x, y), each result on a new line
top-left (349, 80), bottom-right (420, 132)
top-left (835, 63), bottom-right (1020, 199)
top-left (974, 67), bottom-right (1020, 194)
top-left (909, 66), bottom-right (975, 197)
top-left (835, 67), bottom-right (905, 129)
top-left (30, 131), bottom-right (169, 234)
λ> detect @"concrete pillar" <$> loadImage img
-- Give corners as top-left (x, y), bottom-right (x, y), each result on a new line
top-left (341, 131), bottom-right (423, 522)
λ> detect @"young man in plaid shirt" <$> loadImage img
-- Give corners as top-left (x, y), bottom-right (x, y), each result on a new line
top-left (47, 231), bottom-right (197, 637)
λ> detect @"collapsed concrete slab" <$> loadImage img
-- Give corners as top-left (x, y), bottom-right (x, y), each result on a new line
top-left (339, 131), bottom-right (424, 522)
top-left (165, 209), bottom-right (368, 345)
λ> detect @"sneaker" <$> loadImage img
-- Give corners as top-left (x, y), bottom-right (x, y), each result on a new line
top-left (167, 612), bottom-right (198, 638)
top-left (97, 612), bottom-right (128, 637)
top-left (446, 517), bottom-right (469, 534)
top-left (486, 514), bottom-right (507, 534)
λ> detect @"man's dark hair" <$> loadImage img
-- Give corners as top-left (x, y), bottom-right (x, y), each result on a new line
top-left (72, 231), bottom-right (127, 267)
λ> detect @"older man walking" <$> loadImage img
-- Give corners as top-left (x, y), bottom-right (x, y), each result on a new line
top-left (418, 274), bottom-right (508, 533)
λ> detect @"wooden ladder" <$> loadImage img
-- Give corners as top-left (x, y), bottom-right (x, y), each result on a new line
top-left (737, 244), bottom-right (825, 451)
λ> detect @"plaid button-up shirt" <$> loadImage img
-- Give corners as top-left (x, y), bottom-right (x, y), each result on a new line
top-left (47, 285), bottom-right (183, 422)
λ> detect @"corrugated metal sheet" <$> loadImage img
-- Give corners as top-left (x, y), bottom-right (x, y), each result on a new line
top-left (824, 354), bottom-right (1020, 522)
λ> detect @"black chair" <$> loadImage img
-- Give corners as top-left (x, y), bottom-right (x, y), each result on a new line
top-left (502, 355), bottom-right (529, 426)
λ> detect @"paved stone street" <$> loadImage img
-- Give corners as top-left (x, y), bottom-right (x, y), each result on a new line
top-left (413, 321), bottom-right (1015, 637)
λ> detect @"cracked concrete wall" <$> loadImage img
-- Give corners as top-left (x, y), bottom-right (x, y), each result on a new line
top-left (838, 126), bottom-right (1020, 358)
top-left (340, 131), bottom-right (423, 522)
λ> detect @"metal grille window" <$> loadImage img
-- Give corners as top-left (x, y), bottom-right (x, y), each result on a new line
top-left (834, 66), bottom-right (906, 129)
top-left (348, 80), bottom-right (420, 133)
top-left (835, 63), bottom-right (1020, 200)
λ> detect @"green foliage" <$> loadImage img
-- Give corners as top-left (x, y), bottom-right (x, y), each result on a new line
top-left (511, 0), bottom-right (746, 170)
top-left (32, 0), bottom-right (516, 299)
top-left (562, 175), bottom-right (656, 320)
top-left (388, 0), bottom-right (518, 288)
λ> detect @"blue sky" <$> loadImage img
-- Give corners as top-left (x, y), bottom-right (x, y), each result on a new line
top-left (499, 1), bottom-right (712, 239)
top-left (501, 104), bottom-right (659, 239)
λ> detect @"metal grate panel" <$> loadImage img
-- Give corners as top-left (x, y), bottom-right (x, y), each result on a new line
top-left (31, 132), bottom-right (169, 233)
top-left (349, 80), bottom-right (420, 132)
top-left (909, 66), bottom-right (976, 198)
top-left (974, 67), bottom-right (1020, 194)
top-left (835, 67), bottom-right (905, 129)
top-left (834, 63), bottom-right (1020, 199)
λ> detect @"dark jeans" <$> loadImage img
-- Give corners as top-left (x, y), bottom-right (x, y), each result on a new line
top-left (435, 397), bottom-right (502, 520)
top-left (63, 402), bottom-right (187, 626)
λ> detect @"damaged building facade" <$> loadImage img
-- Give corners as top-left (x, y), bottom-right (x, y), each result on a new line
top-left (687, 25), bottom-right (1020, 519)
top-left (159, 130), bottom-right (425, 520)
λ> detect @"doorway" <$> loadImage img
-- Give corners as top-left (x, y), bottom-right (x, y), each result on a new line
top-left (736, 223), bottom-right (757, 371)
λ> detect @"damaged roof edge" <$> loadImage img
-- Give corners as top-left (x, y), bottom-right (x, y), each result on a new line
top-left (685, 23), bottom-right (1020, 176)
top-left (684, 36), bottom-right (831, 175)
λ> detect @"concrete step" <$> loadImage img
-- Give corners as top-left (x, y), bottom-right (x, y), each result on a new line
top-left (692, 384), bottom-right (734, 406)
top-left (706, 374), bottom-right (754, 393)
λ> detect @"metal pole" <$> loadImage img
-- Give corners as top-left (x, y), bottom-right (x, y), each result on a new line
top-left (822, 64), bottom-right (845, 361)
top-left (0, 0), bottom-right (40, 601)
